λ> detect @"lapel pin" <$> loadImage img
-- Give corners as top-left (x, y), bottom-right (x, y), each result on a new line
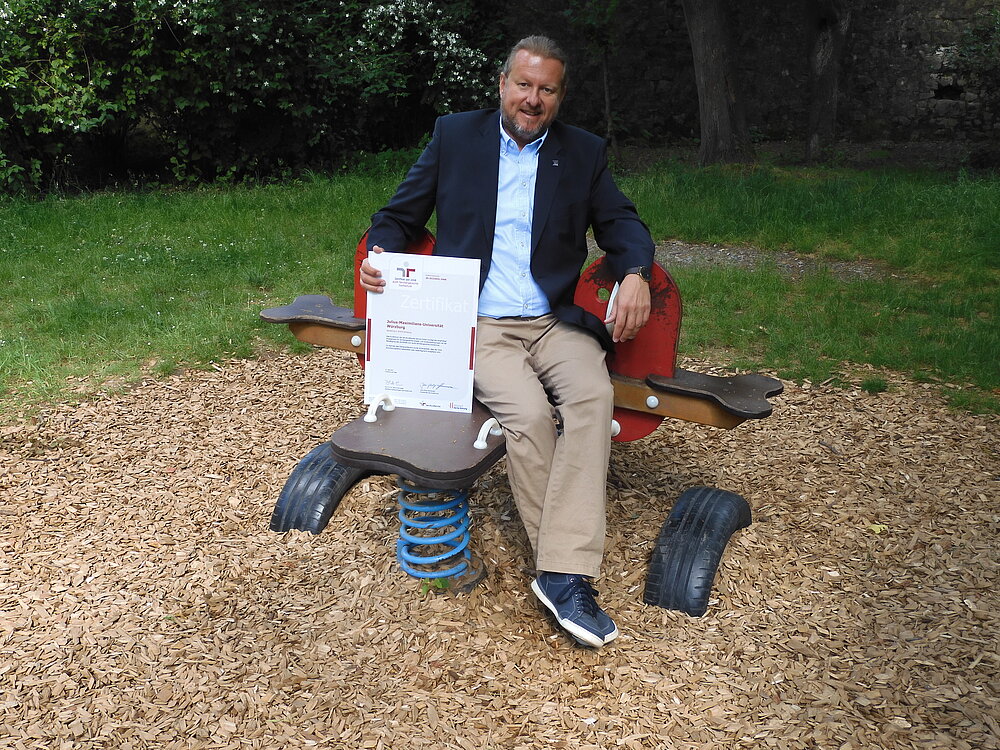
top-left (552, 160), bottom-right (559, 167)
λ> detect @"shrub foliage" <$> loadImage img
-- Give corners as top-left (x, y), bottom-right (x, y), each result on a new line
top-left (0, 0), bottom-right (497, 192)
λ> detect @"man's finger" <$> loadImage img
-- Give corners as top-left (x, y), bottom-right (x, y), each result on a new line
top-left (361, 249), bottom-right (387, 293)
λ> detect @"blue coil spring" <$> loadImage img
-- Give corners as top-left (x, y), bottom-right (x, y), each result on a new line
top-left (396, 483), bottom-right (472, 579)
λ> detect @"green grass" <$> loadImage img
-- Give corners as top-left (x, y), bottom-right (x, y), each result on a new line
top-left (672, 265), bottom-right (998, 395)
top-left (0, 174), bottom-right (398, 409)
top-left (1, 159), bottom-right (997, 418)
top-left (619, 161), bottom-right (998, 410)
top-left (622, 162), bottom-right (1000, 278)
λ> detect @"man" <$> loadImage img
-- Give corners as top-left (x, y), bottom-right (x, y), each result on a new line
top-left (360, 36), bottom-right (654, 647)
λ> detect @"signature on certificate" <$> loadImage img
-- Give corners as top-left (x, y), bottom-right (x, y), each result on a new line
top-left (420, 382), bottom-right (455, 393)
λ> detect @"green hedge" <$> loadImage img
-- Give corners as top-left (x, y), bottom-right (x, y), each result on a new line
top-left (0, 0), bottom-right (498, 192)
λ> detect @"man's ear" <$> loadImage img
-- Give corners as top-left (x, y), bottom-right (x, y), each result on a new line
top-left (498, 72), bottom-right (507, 99)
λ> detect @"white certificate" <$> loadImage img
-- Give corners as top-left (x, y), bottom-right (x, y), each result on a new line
top-left (364, 252), bottom-right (480, 413)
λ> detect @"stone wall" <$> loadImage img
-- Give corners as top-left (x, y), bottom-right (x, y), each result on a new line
top-left (501, 0), bottom-right (997, 146)
top-left (840, 0), bottom-right (997, 141)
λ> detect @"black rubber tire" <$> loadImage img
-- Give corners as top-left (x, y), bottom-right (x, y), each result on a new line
top-left (269, 442), bottom-right (367, 534)
top-left (643, 486), bottom-right (752, 617)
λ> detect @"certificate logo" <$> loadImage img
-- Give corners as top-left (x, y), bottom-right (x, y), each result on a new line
top-left (392, 264), bottom-right (422, 289)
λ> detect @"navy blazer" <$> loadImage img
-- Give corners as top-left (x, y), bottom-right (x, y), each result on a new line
top-left (367, 109), bottom-right (655, 350)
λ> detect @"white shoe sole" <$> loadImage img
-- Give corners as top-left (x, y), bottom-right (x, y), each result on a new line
top-left (531, 579), bottom-right (605, 648)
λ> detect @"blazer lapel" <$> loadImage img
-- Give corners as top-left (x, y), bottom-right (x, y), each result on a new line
top-left (532, 127), bottom-right (564, 254)
top-left (472, 114), bottom-right (500, 253)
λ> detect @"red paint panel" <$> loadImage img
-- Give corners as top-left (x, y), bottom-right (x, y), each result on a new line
top-left (574, 257), bottom-right (683, 442)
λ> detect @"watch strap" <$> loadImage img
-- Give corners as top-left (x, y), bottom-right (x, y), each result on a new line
top-left (624, 265), bottom-right (651, 282)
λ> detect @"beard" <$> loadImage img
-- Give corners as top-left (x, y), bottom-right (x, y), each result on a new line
top-left (501, 109), bottom-right (547, 145)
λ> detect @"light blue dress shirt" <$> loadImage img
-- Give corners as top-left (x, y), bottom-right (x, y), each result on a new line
top-left (477, 117), bottom-right (552, 318)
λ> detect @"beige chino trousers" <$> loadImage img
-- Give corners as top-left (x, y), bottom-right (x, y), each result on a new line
top-left (473, 315), bottom-right (614, 578)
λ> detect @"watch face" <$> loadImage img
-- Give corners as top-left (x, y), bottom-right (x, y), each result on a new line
top-left (631, 266), bottom-right (651, 281)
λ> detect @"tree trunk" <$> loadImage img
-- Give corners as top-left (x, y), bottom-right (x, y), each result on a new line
top-left (681, 0), bottom-right (754, 165)
top-left (805, 0), bottom-right (851, 162)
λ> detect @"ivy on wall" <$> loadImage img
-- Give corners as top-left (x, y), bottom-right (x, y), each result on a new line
top-left (957, 7), bottom-right (1000, 110)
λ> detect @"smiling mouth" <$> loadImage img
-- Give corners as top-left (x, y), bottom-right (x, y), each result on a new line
top-left (501, 108), bottom-right (547, 142)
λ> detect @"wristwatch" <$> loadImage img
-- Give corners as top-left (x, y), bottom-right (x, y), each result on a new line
top-left (624, 265), bottom-right (651, 282)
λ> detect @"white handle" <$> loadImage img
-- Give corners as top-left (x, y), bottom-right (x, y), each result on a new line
top-left (473, 418), bottom-right (503, 449)
top-left (364, 393), bottom-right (396, 422)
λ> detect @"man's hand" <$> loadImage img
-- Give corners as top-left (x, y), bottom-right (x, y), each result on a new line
top-left (605, 273), bottom-right (651, 343)
top-left (360, 245), bottom-right (386, 293)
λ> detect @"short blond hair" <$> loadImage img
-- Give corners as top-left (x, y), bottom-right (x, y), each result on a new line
top-left (501, 35), bottom-right (569, 88)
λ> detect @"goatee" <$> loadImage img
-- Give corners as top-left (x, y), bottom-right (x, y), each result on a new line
top-left (501, 111), bottom-right (546, 144)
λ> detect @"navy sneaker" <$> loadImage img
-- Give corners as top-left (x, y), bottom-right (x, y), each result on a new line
top-left (531, 573), bottom-right (618, 647)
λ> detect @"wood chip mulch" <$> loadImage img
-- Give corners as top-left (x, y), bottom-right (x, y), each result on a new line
top-left (2, 349), bottom-right (997, 750)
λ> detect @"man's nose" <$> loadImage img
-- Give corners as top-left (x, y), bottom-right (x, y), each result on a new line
top-left (525, 88), bottom-right (541, 106)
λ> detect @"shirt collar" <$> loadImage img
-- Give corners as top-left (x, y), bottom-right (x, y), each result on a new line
top-left (498, 112), bottom-right (549, 155)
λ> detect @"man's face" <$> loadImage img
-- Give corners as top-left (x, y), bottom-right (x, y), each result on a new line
top-left (499, 49), bottom-right (566, 149)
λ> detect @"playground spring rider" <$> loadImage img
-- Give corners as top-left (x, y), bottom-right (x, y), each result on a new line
top-left (261, 231), bottom-right (782, 616)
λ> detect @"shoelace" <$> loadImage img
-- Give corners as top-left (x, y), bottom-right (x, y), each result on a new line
top-left (555, 575), bottom-right (600, 617)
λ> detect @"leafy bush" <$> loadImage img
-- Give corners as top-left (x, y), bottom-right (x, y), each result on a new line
top-left (0, 0), bottom-right (157, 191)
top-left (0, 0), bottom-right (498, 193)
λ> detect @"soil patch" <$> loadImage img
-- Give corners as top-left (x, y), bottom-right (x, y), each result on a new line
top-left (2, 350), bottom-right (997, 749)
top-left (652, 239), bottom-right (896, 282)
top-left (588, 237), bottom-right (894, 282)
